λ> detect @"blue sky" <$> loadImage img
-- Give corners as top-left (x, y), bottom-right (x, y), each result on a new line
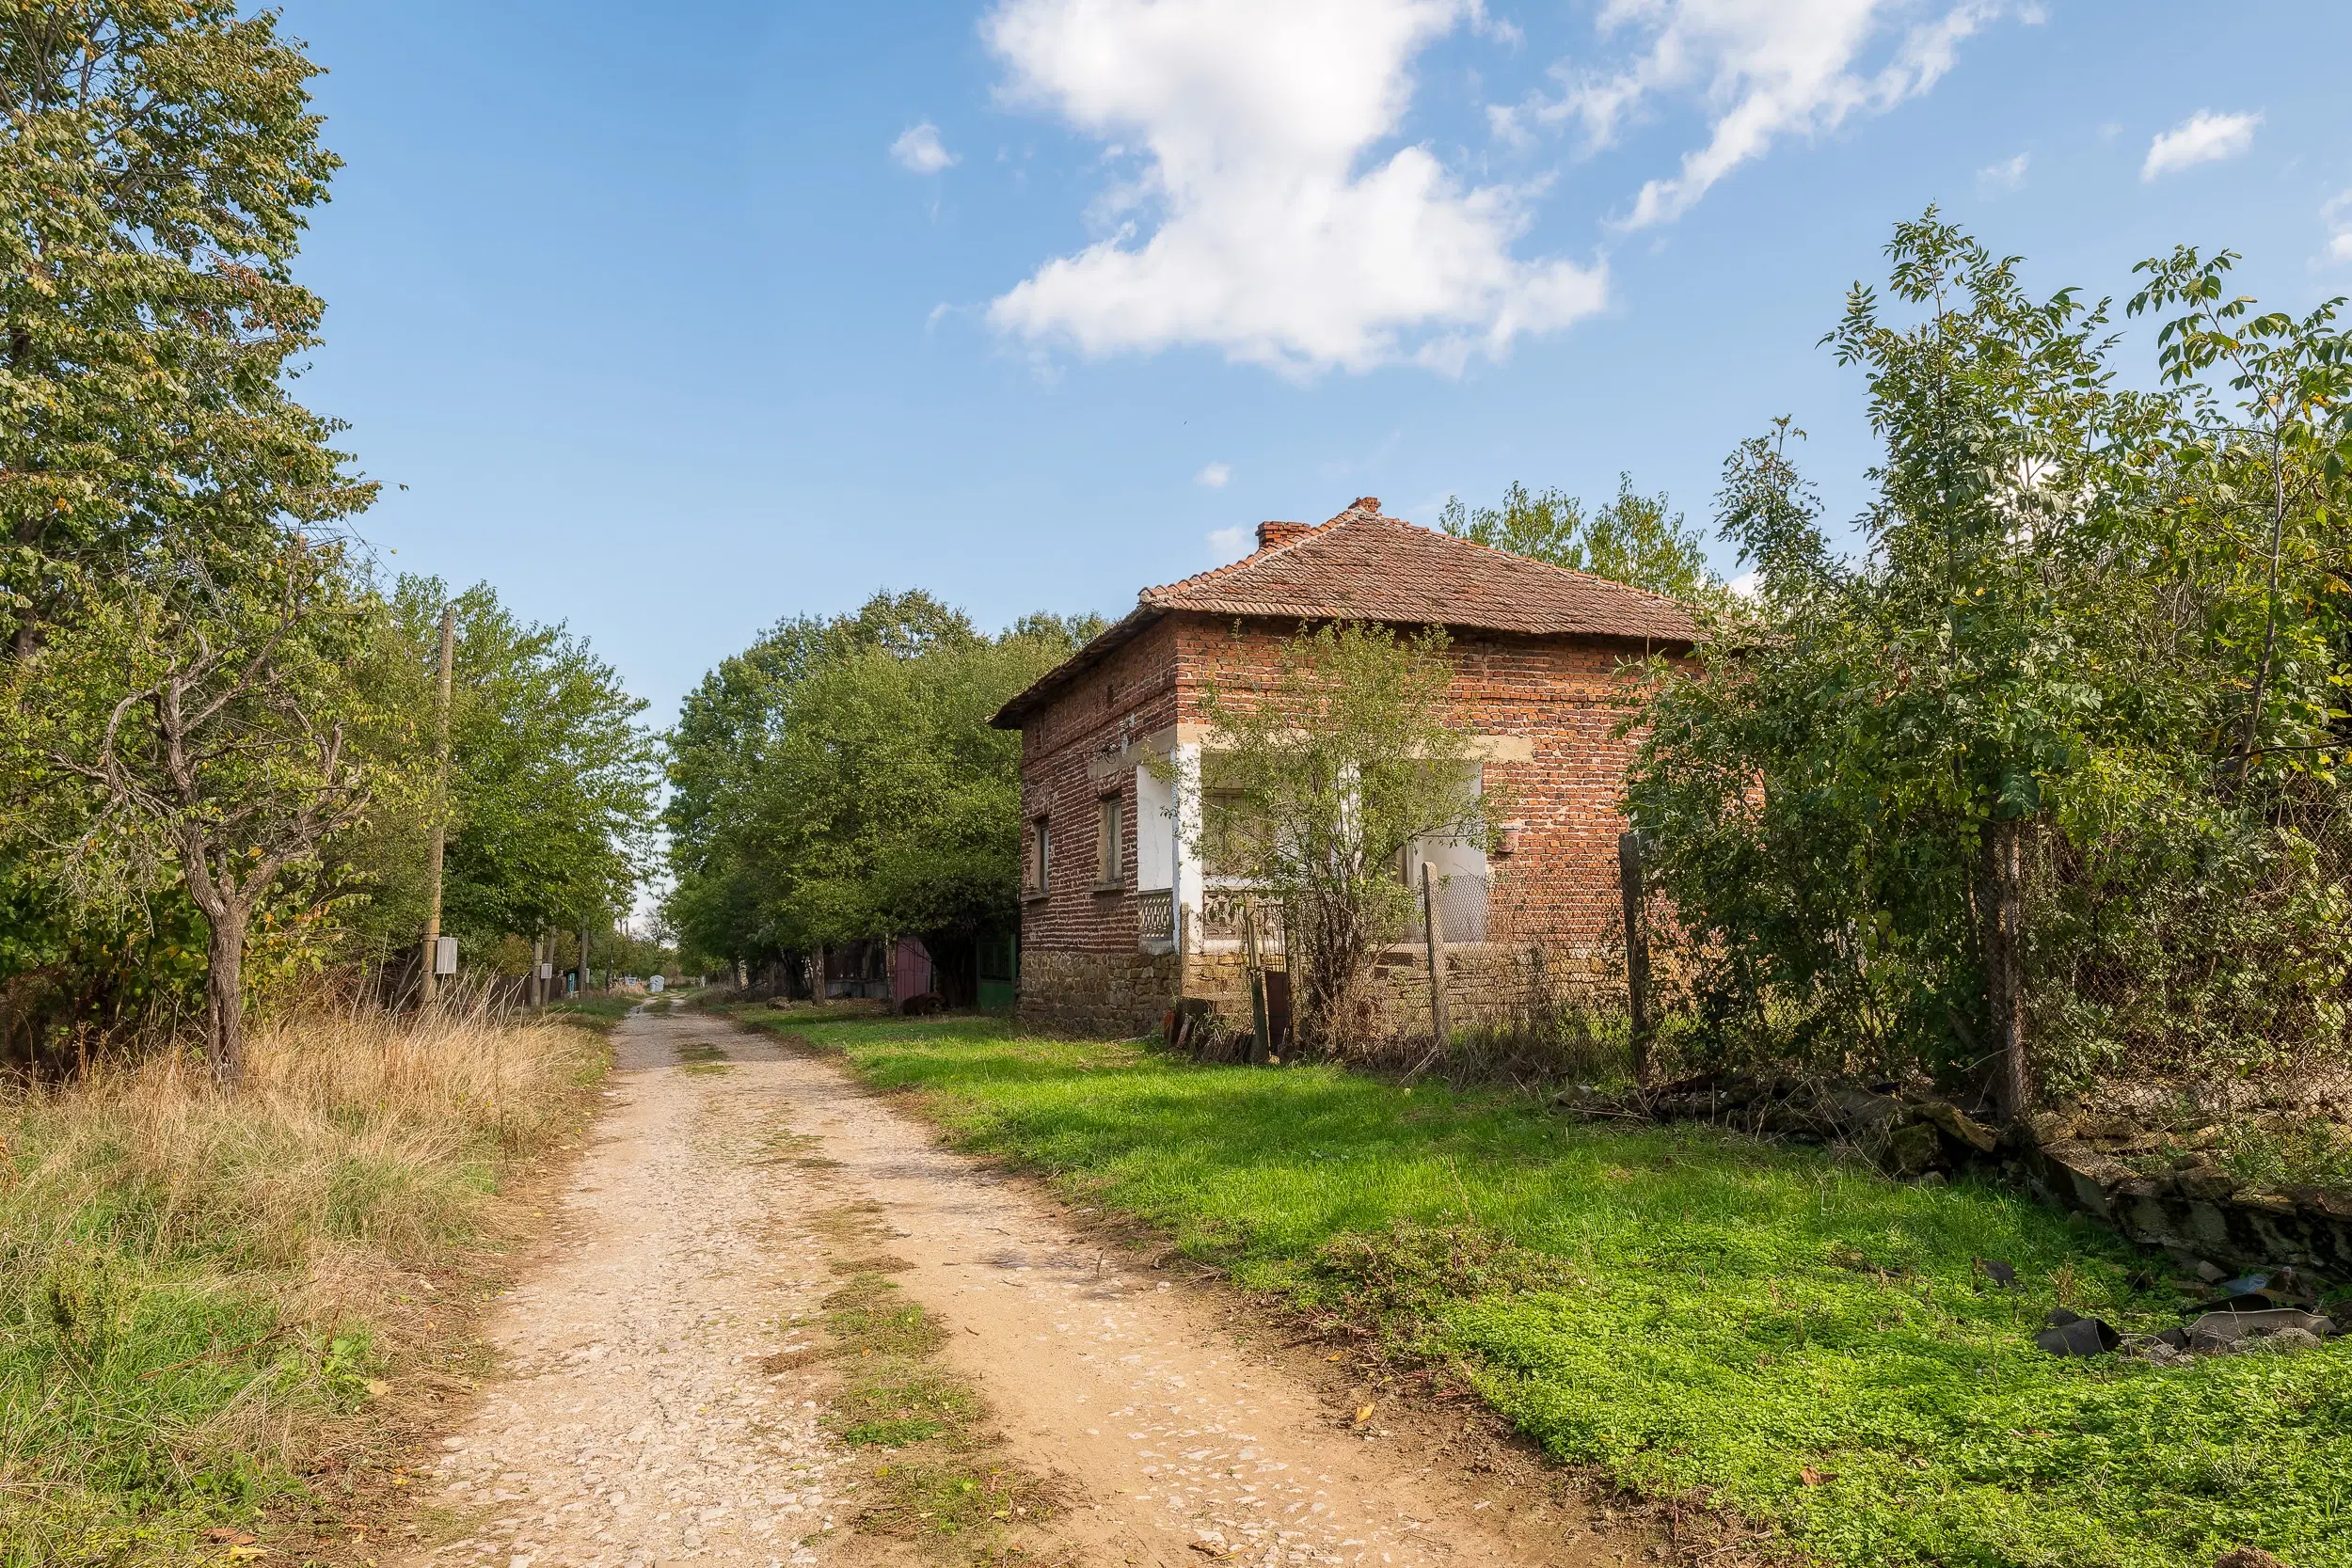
top-left (281, 1), bottom-right (2352, 728)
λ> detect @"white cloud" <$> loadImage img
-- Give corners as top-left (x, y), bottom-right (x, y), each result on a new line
top-left (891, 121), bottom-right (960, 175)
top-left (1195, 461), bottom-right (1232, 488)
top-left (1208, 524), bottom-right (1252, 559)
top-left (1978, 150), bottom-right (2028, 194)
top-left (982, 0), bottom-right (1606, 377)
top-left (2141, 111), bottom-right (2259, 182)
top-left (1504, 1), bottom-right (2017, 230)
top-left (2326, 193), bottom-right (2352, 265)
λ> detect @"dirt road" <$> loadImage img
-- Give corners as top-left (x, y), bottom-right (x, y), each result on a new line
top-left (403, 1007), bottom-right (1609, 1568)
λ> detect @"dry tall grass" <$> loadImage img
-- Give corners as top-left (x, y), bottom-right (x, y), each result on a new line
top-left (0, 1002), bottom-right (607, 1566)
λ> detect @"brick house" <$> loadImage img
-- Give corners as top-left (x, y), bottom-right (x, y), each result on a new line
top-left (988, 497), bottom-right (1696, 1037)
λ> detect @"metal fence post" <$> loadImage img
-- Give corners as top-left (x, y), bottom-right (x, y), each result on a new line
top-left (1422, 862), bottom-right (1451, 1054)
top-left (1243, 896), bottom-right (1271, 1065)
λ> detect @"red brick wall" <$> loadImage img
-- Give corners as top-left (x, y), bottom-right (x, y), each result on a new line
top-left (1012, 611), bottom-right (1674, 1026)
top-left (1160, 615), bottom-right (1664, 952)
top-left (1015, 616), bottom-right (1181, 958)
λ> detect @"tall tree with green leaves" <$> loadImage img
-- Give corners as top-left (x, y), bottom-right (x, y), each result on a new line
top-left (25, 539), bottom-right (403, 1081)
top-left (1628, 214), bottom-right (2352, 1108)
top-left (0, 3), bottom-right (369, 1065)
top-left (0, 3), bottom-right (368, 656)
top-left (1439, 475), bottom-right (1723, 603)
top-left (2127, 246), bottom-right (2352, 775)
top-left (661, 594), bottom-right (1101, 984)
top-left (344, 578), bottom-right (660, 968)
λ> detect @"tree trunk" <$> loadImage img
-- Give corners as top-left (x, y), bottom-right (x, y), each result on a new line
top-left (203, 903), bottom-right (248, 1088)
top-left (1979, 816), bottom-right (2030, 1122)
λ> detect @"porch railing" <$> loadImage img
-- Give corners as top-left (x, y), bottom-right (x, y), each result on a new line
top-left (1202, 888), bottom-right (1285, 958)
top-left (1137, 888), bottom-right (1174, 942)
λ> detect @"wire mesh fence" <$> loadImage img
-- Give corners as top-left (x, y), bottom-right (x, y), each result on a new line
top-left (1598, 784), bottom-right (2352, 1109)
top-left (2020, 789), bottom-right (2352, 1106)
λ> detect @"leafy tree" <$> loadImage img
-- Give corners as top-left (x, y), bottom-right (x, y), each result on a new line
top-left (661, 594), bottom-right (1100, 986)
top-left (27, 540), bottom-right (402, 1082)
top-left (2127, 245), bottom-right (2352, 773)
top-left (1439, 475), bottom-right (1723, 603)
top-left (662, 592), bottom-right (981, 967)
top-left (1186, 623), bottom-right (1495, 1056)
top-left (326, 576), bottom-right (658, 996)
top-left (0, 2), bottom-right (369, 657)
top-left (1627, 214), bottom-right (2352, 1110)
top-left (0, 3), bottom-right (372, 1066)
top-left (365, 578), bottom-right (659, 960)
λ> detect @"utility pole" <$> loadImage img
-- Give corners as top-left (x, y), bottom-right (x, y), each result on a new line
top-left (420, 605), bottom-right (456, 1008)
top-left (580, 915), bottom-right (593, 994)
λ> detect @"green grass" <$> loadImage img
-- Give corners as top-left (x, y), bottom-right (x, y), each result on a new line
top-left (738, 1008), bottom-right (2352, 1568)
top-left (542, 992), bottom-right (644, 1031)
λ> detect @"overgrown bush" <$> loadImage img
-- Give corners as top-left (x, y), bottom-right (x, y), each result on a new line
top-left (1628, 214), bottom-right (2352, 1110)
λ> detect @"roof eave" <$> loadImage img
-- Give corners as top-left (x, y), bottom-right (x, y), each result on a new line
top-left (988, 602), bottom-right (1166, 730)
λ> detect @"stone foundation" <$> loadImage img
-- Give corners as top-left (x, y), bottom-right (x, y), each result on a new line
top-left (1021, 939), bottom-right (1633, 1044)
top-left (1169, 941), bottom-right (1626, 1039)
top-left (2026, 1139), bottom-right (2352, 1277)
top-left (1016, 948), bottom-right (1181, 1037)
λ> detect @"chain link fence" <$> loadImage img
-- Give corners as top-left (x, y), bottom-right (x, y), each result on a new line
top-left (2021, 789), bottom-right (2352, 1113)
top-left (1594, 784), bottom-right (2352, 1112)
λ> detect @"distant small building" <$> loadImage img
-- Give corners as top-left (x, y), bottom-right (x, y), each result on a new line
top-left (988, 497), bottom-right (1696, 1038)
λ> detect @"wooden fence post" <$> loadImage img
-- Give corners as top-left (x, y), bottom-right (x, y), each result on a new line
top-left (1422, 862), bottom-right (1450, 1055)
top-left (1618, 831), bottom-right (1651, 1085)
top-left (1983, 815), bottom-right (2030, 1121)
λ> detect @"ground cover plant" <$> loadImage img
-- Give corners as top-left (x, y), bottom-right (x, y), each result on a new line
top-left (543, 992), bottom-right (644, 1032)
top-left (0, 1006), bottom-right (607, 1566)
top-left (736, 1007), bottom-right (2352, 1568)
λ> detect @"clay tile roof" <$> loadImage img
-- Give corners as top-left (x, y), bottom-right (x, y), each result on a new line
top-left (1136, 499), bottom-right (1697, 641)
top-left (990, 499), bottom-right (1697, 728)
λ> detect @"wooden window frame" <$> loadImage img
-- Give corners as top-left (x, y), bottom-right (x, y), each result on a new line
top-left (1094, 792), bottom-right (1123, 890)
top-left (1027, 815), bottom-right (1051, 900)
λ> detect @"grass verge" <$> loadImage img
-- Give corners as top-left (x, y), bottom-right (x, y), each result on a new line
top-left (541, 992), bottom-right (643, 1031)
top-left (730, 1007), bottom-right (2352, 1568)
top-left (0, 1006), bottom-right (608, 1566)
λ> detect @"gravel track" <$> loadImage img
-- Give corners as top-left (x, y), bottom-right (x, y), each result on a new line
top-left (400, 1008), bottom-right (1606, 1568)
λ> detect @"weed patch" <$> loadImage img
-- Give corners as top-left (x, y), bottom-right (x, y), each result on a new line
top-left (0, 1008), bottom-right (605, 1563)
top-left (857, 1458), bottom-right (1054, 1542)
top-left (543, 994), bottom-right (640, 1032)
top-left (834, 1367), bottom-right (979, 1448)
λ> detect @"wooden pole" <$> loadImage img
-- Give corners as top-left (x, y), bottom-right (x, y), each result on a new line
top-left (1422, 862), bottom-right (1450, 1055)
top-left (1618, 831), bottom-right (1652, 1085)
top-left (420, 605), bottom-right (456, 1008)
top-left (1983, 816), bottom-right (2031, 1121)
top-left (531, 933), bottom-right (546, 1007)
